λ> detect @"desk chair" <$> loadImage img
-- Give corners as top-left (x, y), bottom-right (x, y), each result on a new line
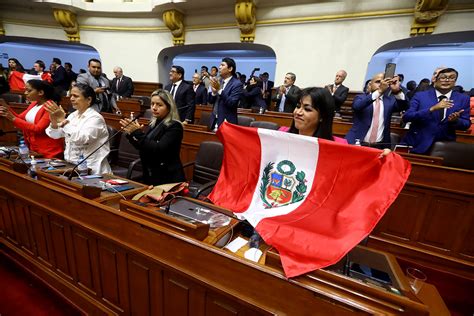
top-left (183, 141), bottom-right (223, 198)
top-left (428, 141), bottom-right (474, 170)
top-left (237, 115), bottom-right (255, 127)
top-left (250, 121), bottom-right (280, 130)
top-left (110, 133), bottom-right (142, 180)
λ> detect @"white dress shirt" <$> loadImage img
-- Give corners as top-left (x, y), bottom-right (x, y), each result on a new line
top-left (46, 107), bottom-right (112, 175)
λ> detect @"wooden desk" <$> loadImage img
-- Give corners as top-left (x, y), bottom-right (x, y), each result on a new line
top-left (417, 283), bottom-right (450, 316)
top-left (1, 162), bottom-right (432, 315)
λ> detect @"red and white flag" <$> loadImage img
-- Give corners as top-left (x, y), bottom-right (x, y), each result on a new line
top-left (209, 122), bottom-right (411, 278)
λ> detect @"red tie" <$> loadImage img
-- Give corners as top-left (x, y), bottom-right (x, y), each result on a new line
top-left (369, 98), bottom-right (381, 143)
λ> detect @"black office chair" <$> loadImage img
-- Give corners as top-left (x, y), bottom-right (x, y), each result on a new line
top-left (106, 125), bottom-right (121, 165)
top-left (110, 133), bottom-right (142, 180)
top-left (183, 141), bottom-right (224, 198)
top-left (237, 115), bottom-right (255, 127)
top-left (250, 121), bottom-right (280, 130)
top-left (428, 141), bottom-right (474, 170)
top-left (198, 111), bottom-right (213, 130)
top-left (390, 132), bottom-right (401, 150)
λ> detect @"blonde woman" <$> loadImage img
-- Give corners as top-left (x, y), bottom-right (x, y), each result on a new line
top-left (119, 89), bottom-right (185, 185)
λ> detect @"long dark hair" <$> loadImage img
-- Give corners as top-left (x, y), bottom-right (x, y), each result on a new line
top-left (289, 87), bottom-right (335, 140)
top-left (27, 79), bottom-right (59, 102)
top-left (8, 58), bottom-right (25, 73)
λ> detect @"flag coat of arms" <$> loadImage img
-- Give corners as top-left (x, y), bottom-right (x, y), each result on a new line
top-left (209, 122), bottom-right (411, 278)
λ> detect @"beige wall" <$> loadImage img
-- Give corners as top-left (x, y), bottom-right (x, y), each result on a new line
top-left (1, 0), bottom-right (473, 90)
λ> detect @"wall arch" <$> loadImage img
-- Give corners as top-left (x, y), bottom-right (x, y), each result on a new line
top-left (157, 43), bottom-right (276, 83)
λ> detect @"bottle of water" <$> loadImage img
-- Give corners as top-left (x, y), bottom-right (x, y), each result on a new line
top-left (355, 139), bottom-right (361, 146)
top-left (29, 156), bottom-right (37, 179)
top-left (18, 140), bottom-right (29, 161)
top-left (77, 154), bottom-right (88, 176)
top-left (259, 106), bottom-right (264, 114)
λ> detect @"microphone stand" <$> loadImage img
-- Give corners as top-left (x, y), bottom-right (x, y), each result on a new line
top-left (67, 116), bottom-right (139, 180)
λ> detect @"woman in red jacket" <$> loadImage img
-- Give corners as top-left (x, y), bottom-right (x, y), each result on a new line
top-left (0, 79), bottom-right (64, 158)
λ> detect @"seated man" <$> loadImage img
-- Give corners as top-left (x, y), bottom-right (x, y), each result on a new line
top-left (402, 68), bottom-right (471, 154)
top-left (346, 73), bottom-right (407, 147)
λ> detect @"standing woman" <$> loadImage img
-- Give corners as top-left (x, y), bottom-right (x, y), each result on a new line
top-left (45, 83), bottom-right (111, 175)
top-left (7, 58), bottom-right (26, 91)
top-left (119, 89), bottom-right (185, 185)
top-left (0, 80), bottom-right (64, 158)
top-left (241, 76), bottom-right (266, 110)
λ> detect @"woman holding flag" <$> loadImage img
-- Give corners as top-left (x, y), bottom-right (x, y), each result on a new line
top-left (289, 87), bottom-right (348, 143)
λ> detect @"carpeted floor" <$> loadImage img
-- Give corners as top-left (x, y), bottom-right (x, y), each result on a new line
top-left (0, 258), bottom-right (82, 316)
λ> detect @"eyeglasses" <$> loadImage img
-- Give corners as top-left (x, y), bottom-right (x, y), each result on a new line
top-left (437, 76), bottom-right (456, 82)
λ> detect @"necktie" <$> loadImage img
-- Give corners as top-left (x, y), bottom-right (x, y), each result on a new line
top-left (438, 95), bottom-right (447, 121)
top-left (170, 84), bottom-right (177, 99)
top-left (116, 78), bottom-right (121, 91)
top-left (369, 98), bottom-right (381, 143)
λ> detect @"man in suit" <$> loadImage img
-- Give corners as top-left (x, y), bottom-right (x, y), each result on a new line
top-left (51, 58), bottom-right (69, 96)
top-left (325, 70), bottom-right (349, 115)
top-left (76, 58), bottom-right (111, 112)
top-left (273, 72), bottom-right (300, 113)
top-left (192, 72), bottom-right (208, 106)
top-left (260, 72), bottom-right (274, 108)
top-left (64, 62), bottom-right (77, 86)
top-left (402, 67), bottom-right (470, 154)
top-left (165, 65), bottom-right (195, 123)
top-left (111, 66), bottom-right (134, 98)
top-left (345, 73), bottom-right (408, 147)
top-left (208, 57), bottom-right (243, 128)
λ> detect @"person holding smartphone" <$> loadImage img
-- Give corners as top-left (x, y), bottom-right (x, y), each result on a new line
top-left (345, 72), bottom-right (408, 148)
top-left (401, 67), bottom-right (470, 154)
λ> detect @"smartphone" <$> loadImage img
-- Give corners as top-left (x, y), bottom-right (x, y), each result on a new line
top-left (384, 63), bottom-right (396, 79)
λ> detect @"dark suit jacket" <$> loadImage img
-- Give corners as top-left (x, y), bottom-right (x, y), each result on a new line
top-left (127, 120), bottom-right (185, 185)
top-left (261, 80), bottom-right (274, 106)
top-left (241, 84), bottom-right (266, 109)
top-left (52, 65), bottom-right (69, 92)
top-left (326, 84), bottom-right (349, 112)
top-left (194, 83), bottom-right (208, 106)
top-left (273, 85), bottom-right (301, 113)
top-left (401, 89), bottom-right (470, 154)
top-left (111, 75), bottom-right (134, 97)
top-left (208, 76), bottom-right (243, 126)
top-left (165, 81), bottom-right (195, 122)
top-left (345, 92), bottom-right (408, 144)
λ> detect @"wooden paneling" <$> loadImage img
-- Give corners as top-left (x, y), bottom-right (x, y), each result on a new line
top-left (12, 200), bottom-right (34, 254)
top-left (49, 217), bottom-right (74, 280)
top-left (163, 271), bottom-right (206, 316)
top-left (29, 207), bottom-right (53, 266)
top-left (97, 240), bottom-right (124, 311)
top-left (71, 227), bottom-right (100, 296)
top-left (0, 191), bottom-right (17, 243)
top-left (128, 256), bottom-right (156, 316)
top-left (417, 196), bottom-right (469, 252)
top-left (133, 81), bottom-right (163, 97)
top-left (374, 188), bottom-right (426, 241)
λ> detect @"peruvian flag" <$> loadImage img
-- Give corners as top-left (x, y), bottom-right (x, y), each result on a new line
top-left (209, 122), bottom-right (411, 278)
top-left (9, 71), bottom-right (43, 91)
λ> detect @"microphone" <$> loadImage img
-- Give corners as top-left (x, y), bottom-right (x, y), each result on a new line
top-left (67, 115), bottom-right (139, 180)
